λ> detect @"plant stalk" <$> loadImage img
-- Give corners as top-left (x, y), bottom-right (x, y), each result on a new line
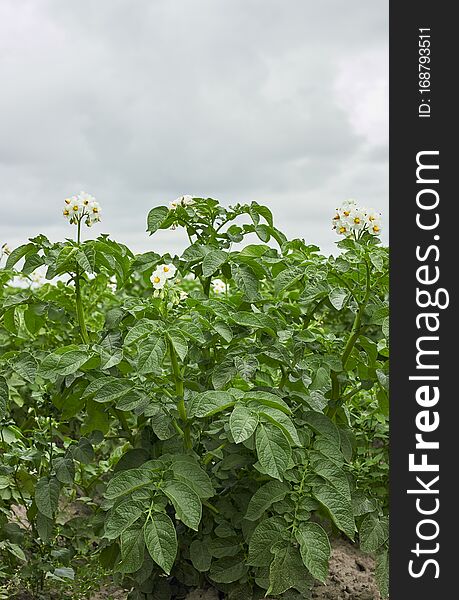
top-left (75, 219), bottom-right (90, 344)
top-left (169, 339), bottom-right (192, 449)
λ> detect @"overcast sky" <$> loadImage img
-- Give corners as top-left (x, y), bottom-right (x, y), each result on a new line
top-left (0, 0), bottom-right (388, 257)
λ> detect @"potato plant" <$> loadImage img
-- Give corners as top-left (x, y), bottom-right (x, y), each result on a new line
top-left (0, 196), bottom-right (389, 599)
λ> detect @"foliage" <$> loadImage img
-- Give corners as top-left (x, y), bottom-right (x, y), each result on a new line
top-left (0, 197), bottom-right (389, 598)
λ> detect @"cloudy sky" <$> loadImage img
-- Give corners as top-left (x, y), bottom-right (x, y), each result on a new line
top-left (0, 0), bottom-right (388, 257)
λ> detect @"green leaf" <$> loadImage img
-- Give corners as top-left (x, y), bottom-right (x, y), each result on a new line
top-left (256, 424), bottom-right (291, 481)
top-left (39, 346), bottom-right (90, 380)
top-left (35, 477), bottom-right (60, 518)
top-left (209, 555), bottom-right (247, 584)
top-left (274, 267), bottom-right (304, 294)
top-left (189, 539), bottom-right (212, 572)
top-left (36, 513), bottom-right (54, 543)
top-left (6, 543), bottom-right (26, 562)
top-left (268, 545), bottom-right (312, 596)
top-left (309, 452), bottom-right (351, 497)
top-left (232, 264), bottom-right (259, 301)
top-left (115, 390), bottom-right (149, 412)
top-left (247, 516), bottom-right (285, 566)
top-left (144, 513), bottom-right (177, 575)
top-left (359, 514), bottom-right (389, 553)
top-left (312, 483), bottom-right (355, 540)
top-left (303, 411), bottom-right (341, 446)
top-left (232, 312), bottom-right (276, 336)
top-left (72, 437), bottom-right (95, 464)
top-left (230, 404), bottom-right (258, 443)
top-left (117, 525), bottom-right (145, 573)
top-left (233, 355), bottom-right (258, 381)
top-left (258, 407), bottom-right (301, 446)
top-left (328, 288), bottom-right (348, 310)
top-left (202, 249), bottom-right (228, 277)
top-left (147, 206), bottom-right (170, 234)
top-left (245, 481), bottom-right (289, 521)
top-left (105, 469), bottom-right (154, 500)
top-left (171, 456), bottom-right (214, 499)
top-left (5, 243), bottom-right (36, 269)
top-left (0, 376), bottom-right (9, 418)
top-left (209, 536), bottom-right (240, 558)
top-left (84, 377), bottom-right (133, 403)
top-left (167, 328), bottom-right (188, 361)
top-left (54, 457), bottom-right (75, 485)
top-left (124, 319), bottom-right (160, 346)
top-left (76, 248), bottom-right (93, 273)
top-left (188, 390), bottom-right (235, 418)
top-left (213, 321), bottom-right (233, 343)
top-left (375, 548), bottom-right (389, 599)
top-left (137, 334), bottom-right (167, 375)
top-left (295, 522), bottom-right (331, 583)
top-left (105, 501), bottom-right (144, 540)
top-left (12, 352), bottom-right (38, 383)
top-left (161, 480), bottom-right (202, 531)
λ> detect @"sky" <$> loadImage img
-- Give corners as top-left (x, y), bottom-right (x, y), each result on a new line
top-left (0, 0), bottom-right (388, 258)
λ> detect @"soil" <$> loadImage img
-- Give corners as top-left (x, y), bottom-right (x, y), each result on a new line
top-left (310, 538), bottom-right (381, 600)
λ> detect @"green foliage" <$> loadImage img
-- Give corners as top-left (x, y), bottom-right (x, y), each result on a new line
top-left (0, 197), bottom-right (389, 598)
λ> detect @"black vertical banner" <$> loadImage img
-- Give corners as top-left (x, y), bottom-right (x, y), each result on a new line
top-left (390, 2), bottom-right (457, 598)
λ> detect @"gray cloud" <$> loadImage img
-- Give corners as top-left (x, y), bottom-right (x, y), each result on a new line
top-left (0, 0), bottom-right (388, 257)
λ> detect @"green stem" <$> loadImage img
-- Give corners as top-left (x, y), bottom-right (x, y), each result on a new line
top-left (75, 219), bottom-right (89, 344)
top-left (169, 339), bottom-right (192, 449)
top-left (329, 257), bottom-right (372, 420)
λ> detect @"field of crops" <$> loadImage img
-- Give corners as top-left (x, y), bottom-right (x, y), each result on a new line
top-left (0, 196), bottom-right (388, 599)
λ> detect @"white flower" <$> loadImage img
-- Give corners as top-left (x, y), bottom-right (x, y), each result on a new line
top-left (159, 263), bottom-right (177, 279)
top-left (62, 191), bottom-right (101, 227)
top-left (85, 200), bottom-right (102, 226)
top-left (1, 243), bottom-right (11, 256)
top-left (349, 208), bottom-right (367, 232)
top-left (332, 200), bottom-right (382, 238)
top-left (212, 278), bottom-right (227, 294)
top-left (169, 195), bottom-right (195, 210)
top-left (179, 291), bottom-right (188, 301)
top-left (78, 191), bottom-right (96, 206)
top-left (180, 195), bottom-right (195, 206)
top-left (150, 269), bottom-right (167, 290)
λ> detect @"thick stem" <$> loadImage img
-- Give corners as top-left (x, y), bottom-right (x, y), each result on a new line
top-left (329, 257), bottom-right (372, 420)
top-left (169, 339), bottom-right (192, 449)
top-left (75, 219), bottom-right (90, 344)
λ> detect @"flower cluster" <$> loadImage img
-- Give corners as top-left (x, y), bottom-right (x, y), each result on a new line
top-left (332, 199), bottom-right (382, 237)
top-left (150, 263), bottom-right (177, 290)
top-left (63, 191), bottom-right (101, 227)
top-left (169, 195), bottom-right (195, 211)
top-left (212, 278), bottom-right (227, 294)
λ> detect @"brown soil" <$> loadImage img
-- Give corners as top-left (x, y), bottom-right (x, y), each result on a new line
top-left (311, 538), bottom-right (381, 600)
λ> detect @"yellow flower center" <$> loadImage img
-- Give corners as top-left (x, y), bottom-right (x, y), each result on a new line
top-left (64, 198), bottom-right (71, 204)
top-left (343, 210), bottom-right (350, 217)
top-left (339, 226), bottom-right (347, 234)
top-left (73, 205), bottom-right (79, 211)
top-left (354, 217), bottom-right (360, 224)
top-left (333, 214), bottom-right (340, 220)
top-left (373, 225), bottom-right (380, 233)
top-left (163, 266), bottom-right (170, 272)
top-left (153, 276), bottom-right (160, 284)
top-left (369, 215), bottom-right (375, 221)
top-left (92, 207), bottom-right (99, 213)
top-left (63, 209), bottom-right (69, 216)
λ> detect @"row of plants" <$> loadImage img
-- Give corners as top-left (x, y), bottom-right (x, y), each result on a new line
top-left (0, 195), bottom-right (389, 599)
